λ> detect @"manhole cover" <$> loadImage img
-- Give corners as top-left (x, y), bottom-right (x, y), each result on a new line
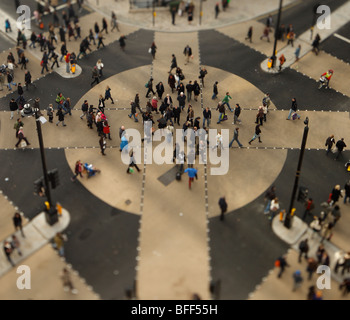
top-left (125, 199), bottom-right (132, 205)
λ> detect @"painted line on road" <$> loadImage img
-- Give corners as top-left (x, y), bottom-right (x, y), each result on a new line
top-left (334, 33), bottom-right (350, 44)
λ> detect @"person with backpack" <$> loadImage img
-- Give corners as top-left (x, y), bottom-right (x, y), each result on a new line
top-left (276, 255), bottom-right (289, 278)
top-left (335, 138), bottom-right (346, 160)
top-left (298, 238), bottom-right (309, 263)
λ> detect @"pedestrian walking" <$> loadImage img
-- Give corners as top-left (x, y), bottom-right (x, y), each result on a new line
top-left (286, 98), bottom-right (299, 120)
top-left (330, 184), bottom-right (342, 205)
top-left (5, 19), bottom-right (12, 33)
top-left (9, 98), bottom-right (19, 120)
top-left (341, 253), bottom-right (350, 275)
top-left (150, 42), bottom-right (157, 59)
top-left (309, 216), bottom-right (322, 239)
top-left (245, 26), bottom-right (253, 43)
top-left (193, 80), bottom-right (200, 101)
top-left (166, 74), bottom-right (175, 94)
top-left (99, 135), bottom-right (107, 155)
top-left (13, 212), bottom-right (25, 237)
top-left (312, 33), bottom-right (321, 55)
top-left (255, 106), bottom-right (264, 126)
top-left (183, 45), bottom-right (192, 65)
top-left (61, 268), bottom-right (78, 294)
top-left (203, 107), bottom-right (211, 128)
top-left (71, 160), bottom-right (83, 182)
top-left (52, 232), bottom-right (66, 256)
top-left (145, 77), bottom-right (155, 98)
top-left (169, 54), bottom-right (177, 74)
top-left (279, 53), bottom-right (286, 71)
top-left (7, 71), bottom-right (17, 91)
top-left (216, 101), bottom-right (226, 124)
top-left (177, 92), bottom-right (186, 111)
top-left (229, 127), bottom-right (243, 148)
top-left (325, 134), bottom-right (335, 155)
top-left (295, 44), bottom-right (301, 62)
top-left (156, 81), bottom-right (164, 100)
top-left (101, 17), bottom-right (108, 34)
top-left (98, 94), bottom-right (105, 114)
top-left (222, 92), bottom-right (233, 112)
top-left (97, 33), bottom-right (105, 49)
top-left (269, 197), bottom-right (280, 221)
top-left (292, 270), bottom-right (303, 291)
top-left (11, 235), bottom-right (22, 256)
top-left (233, 103), bottom-right (242, 125)
top-left (287, 30), bottom-right (295, 47)
top-left (119, 35), bottom-right (126, 51)
top-left (51, 52), bottom-right (60, 69)
top-left (128, 100), bottom-right (139, 122)
top-left (103, 120), bottom-right (112, 140)
top-left (40, 51), bottom-right (49, 74)
top-left (80, 100), bottom-right (89, 119)
top-left (47, 104), bottom-right (54, 123)
top-left (127, 149), bottom-right (140, 173)
top-left (199, 68), bottom-right (208, 88)
top-left (260, 26), bottom-right (270, 42)
top-left (215, 3), bottom-right (220, 19)
top-left (302, 198), bottom-right (315, 221)
top-left (186, 80), bottom-right (193, 102)
top-left (151, 96), bottom-right (159, 113)
top-left (91, 66), bottom-right (100, 87)
top-left (3, 241), bottom-right (15, 267)
top-left (212, 81), bottom-right (218, 100)
top-left (96, 59), bottom-right (104, 77)
top-left (264, 186), bottom-right (276, 214)
top-left (298, 238), bottom-right (309, 263)
top-left (111, 11), bottom-right (120, 32)
top-left (184, 167), bottom-right (198, 190)
top-left (15, 127), bottom-right (30, 148)
top-left (171, 6), bottom-right (176, 25)
top-left (56, 107), bottom-right (67, 126)
top-left (276, 255), bottom-right (289, 278)
top-left (335, 138), bottom-right (346, 160)
top-left (105, 86), bottom-right (114, 104)
top-left (219, 196), bottom-right (228, 221)
top-left (248, 124), bottom-right (262, 145)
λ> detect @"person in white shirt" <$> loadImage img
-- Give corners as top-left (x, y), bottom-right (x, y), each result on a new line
top-left (96, 59), bottom-right (104, 77)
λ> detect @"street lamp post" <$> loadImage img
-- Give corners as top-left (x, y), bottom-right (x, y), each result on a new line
top-left (199, 0), bottom-right (203, 25)
top-left (34, 108), bottom-right (58, 225)
top-left (284, 117), bottom-right (309, 229)
top-left (271, 0), bottom-right (283, 68)
top-left (152, 0), bottom-right (155, 26)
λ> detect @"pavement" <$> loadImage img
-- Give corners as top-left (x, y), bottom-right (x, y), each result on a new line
top-left (0, 0), bottom-right (350, 301)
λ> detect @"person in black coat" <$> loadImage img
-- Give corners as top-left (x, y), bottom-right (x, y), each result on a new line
top-left (163, 94), bottom-right (173, 108)
top-left (219, 196), bottom-right (228, 221)
top-left (199, 68), bottom-right (208, 87)
top-left (156, 82), bottom-right (164, 99)
top-left (335, 138), bottom-right (347, 160)
top-left (56, 107), bottom-right (66, 126)
top-left (173, 105), bottom-right (181, 126)
top-left (9, 98), bottom-right (18, 120)
top-left (177, 92), bottom-right (186, 111)
top-left (145, 78), bottom-right (155, 98)
top-left (169, 54), bottom-right (177, 73)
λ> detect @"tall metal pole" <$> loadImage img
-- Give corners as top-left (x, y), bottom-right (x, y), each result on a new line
top-left (284, 118), bottom-right (309, 229)
top-left (271, 0), bottom-right (283, 68)
top-left (199, 0), bottom-right (203, 25)
top-left (152, 0), bottom-right (155, 26)
top-left (35, 110), bottom-right (53, 208)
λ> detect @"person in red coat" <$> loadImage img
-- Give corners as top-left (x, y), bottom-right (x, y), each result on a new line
top-left (103, 120), bottom-right (111, 140)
